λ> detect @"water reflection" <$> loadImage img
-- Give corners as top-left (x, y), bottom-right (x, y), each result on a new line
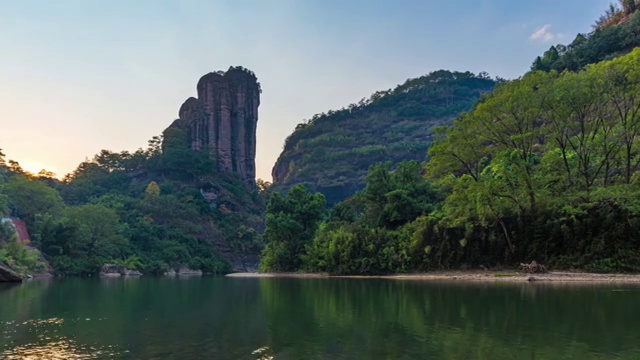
top-left (0, 277), bottom-right (639, 359)
top-left (1, 318), bottom-right (123, 359)
top-left (258, 279), bottom-right (640, 359)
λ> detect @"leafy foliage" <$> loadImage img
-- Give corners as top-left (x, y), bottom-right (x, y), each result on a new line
top-left (302, 161), bottom-right (443, 274)
top-left (0, 129), bottom-right (264, 276)
top-left (263, 48), bottom-right (640, 275)
top-left (260, 185), bottom-right (326, 272)
top-left (532, 5), bottom-right (640, 73)
top-left (0, 222), bottom-right (45, 276)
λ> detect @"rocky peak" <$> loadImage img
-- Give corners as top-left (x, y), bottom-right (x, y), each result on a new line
top-left (167, 67), bottom-right (260, 186)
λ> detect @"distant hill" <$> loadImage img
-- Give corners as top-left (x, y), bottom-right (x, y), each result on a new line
top-left (271, 70), bottom-right (496, 204)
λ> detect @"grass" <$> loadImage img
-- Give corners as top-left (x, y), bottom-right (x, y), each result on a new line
top-left (494, 273), bottom-right (518, 277)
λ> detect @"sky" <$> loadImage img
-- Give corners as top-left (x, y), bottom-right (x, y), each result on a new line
top-left (0, 0), bottom-right (609, 181)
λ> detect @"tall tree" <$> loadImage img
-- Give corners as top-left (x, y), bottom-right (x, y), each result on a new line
top-left (260, 185), bottom-right (326, 272)
top-left (2, 175), bottom-right (64, 224)
top-left (621, 0), bottom-right (637, 14)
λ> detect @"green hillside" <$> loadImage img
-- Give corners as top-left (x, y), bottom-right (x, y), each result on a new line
top-left (531, 8), bottom-right (640, 73)
top-left (262, 47), bottom-right (640, 275)
top-left (271, 70), bottom-right (496, 204)
top-left (261, 2), bottom-right (640, 274)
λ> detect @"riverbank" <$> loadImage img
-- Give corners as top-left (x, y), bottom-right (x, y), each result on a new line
top-left (226, 270), bottom-right (640, 283)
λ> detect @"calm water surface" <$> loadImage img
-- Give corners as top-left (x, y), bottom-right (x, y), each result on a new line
top-left (1, 277), bottom-right (639, 359)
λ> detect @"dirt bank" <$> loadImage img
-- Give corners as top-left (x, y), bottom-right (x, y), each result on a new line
top-left (227, 271), bottom-right (640, 283)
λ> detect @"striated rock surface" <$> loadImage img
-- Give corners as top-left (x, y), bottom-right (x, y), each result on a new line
top-left (168, 66), bottom-right (260, 186)
top-left (0, 262), bottom-right (22, 282)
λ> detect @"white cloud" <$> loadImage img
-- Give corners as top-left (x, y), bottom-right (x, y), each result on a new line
top-left (529, 24), bottom-right (565, 43)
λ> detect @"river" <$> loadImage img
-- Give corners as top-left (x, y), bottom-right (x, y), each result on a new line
top-left (1, 277), bottom-right (639, 359)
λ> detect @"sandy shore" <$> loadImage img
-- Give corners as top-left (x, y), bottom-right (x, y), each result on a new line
top-left (226, 271), bottom-right (640, 283)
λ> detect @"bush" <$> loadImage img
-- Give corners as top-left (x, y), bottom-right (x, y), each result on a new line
top-left (0, 235), bottom-right (46, 276)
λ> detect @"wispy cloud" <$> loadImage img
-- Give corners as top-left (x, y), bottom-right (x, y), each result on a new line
top-left (529, 24), bottom-right (564, 43)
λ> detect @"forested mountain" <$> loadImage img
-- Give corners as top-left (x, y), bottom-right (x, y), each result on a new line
top-left (531, 5), bottom-right (640, 73)
top-left (261, 5), bottom-right (640, 274)
top-left (271, 70), bottom-right (497, 204)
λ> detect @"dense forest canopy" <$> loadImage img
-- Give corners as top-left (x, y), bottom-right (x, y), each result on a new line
top-left (271, 70), bottom-right (497, 205)
top-left (0, 129), bottom-right (264, 276)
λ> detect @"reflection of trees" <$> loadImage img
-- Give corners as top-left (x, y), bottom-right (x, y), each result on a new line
top-left (0, 280), bottom-right (52, 320)
top-left (260, 279), bottom-right (640, 359)
top-left (3, 279), bottom-right (640, 359)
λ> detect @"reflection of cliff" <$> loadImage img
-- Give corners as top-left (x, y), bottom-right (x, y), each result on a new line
top-left (167, 67), bottom-right (260, 185)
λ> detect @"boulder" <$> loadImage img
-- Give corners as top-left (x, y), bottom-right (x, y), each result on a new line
top-left (164, 269), bottom-right (177, 276)
top-left (100, 263), bottom-right (142, 277)
top-left (177, 266), bottom-right (203, 276)
top-left (164, 266), bottom-right (203, 276)
top-left (122, 269), bottom-right (142, 277)
top-left (0, 262), bottom-right (22, 282)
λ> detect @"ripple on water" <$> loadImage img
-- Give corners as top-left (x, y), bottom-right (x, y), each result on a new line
top-left (1, 318), bottom-right (124, 359)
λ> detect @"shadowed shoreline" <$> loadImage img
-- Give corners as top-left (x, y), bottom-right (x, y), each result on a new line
top-left (227, 270), bottom-right (640, 283)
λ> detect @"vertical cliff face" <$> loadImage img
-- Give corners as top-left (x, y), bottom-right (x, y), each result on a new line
top-left (169, 67), bottom-right (260, 185)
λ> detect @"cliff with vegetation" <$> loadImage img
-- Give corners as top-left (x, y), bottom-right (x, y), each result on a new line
top-left (261, 4), bottom-right (640, 274)
top-left (271, 70), bottom-right (496, 204)
top-left (0, 68), bottom-right (264, 276)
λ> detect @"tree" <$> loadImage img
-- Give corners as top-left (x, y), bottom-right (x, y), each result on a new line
top-left (0, 194), bottom-right (8, 215)
top-left (260, 185), bottom-right (326, 272)
top-left (362, 161), bottom-right (442, 228)
top-left (621, 0), bottom-right (637, 15)
top-left (2, 175), bottom-right (64, 224)
top-left (63, 204), bottom-right (129, 260)
top-left (0, 233), bottom-right (45, 275)
top-left (590, 48), bottom-right (640, 184)
top-left (144, 181), bottom-right (161, 199)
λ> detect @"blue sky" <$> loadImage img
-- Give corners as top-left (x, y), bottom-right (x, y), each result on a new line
top-left (0, 0), bottom-right (609, 180)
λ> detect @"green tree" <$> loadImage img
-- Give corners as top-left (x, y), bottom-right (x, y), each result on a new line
top-left (260, 185), bottom-right (326, 272)
top-left (2, 175), bottom-right (64, 224)
top-left (145, 181), bottom-right (161, 199)
top-left (63, 204), bottom-right (130, 261)
top-left (0, 233), bottom-right (45, 275)
top-left (621, 0), bottom-right (636, 14)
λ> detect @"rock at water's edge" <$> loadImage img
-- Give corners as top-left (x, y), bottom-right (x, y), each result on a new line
top-left (100, 263), bottom-right (142, 277)
top-left (164, 266), bottom-right (203, 276)
top-left (0, 262), bottom-right (22, 282)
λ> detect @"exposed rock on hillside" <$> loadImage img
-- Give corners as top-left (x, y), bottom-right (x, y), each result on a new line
top-left (167, 67), bottom-right (260, 186)
top-left (0, 262), bottom-right (22, 282)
